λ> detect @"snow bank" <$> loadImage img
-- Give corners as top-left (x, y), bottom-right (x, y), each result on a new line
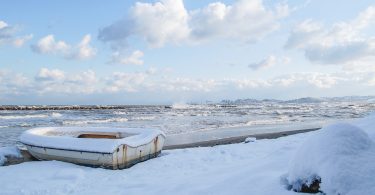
top-left (0, 146), bottom-right (21, 166)
top-left (1, 131), bottom-right (308, 195)
top-left (1, 113), bottom-right (374, 194)
top-left (285, 122), bottom-right (375, 194)
top-left (20, 127), bottom-right (165, 153)
top-left (352, 112), bottom-right (375, 139)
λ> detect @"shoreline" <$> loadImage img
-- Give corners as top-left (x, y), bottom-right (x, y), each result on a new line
top-left (164, 128), bottom-right (320, 149)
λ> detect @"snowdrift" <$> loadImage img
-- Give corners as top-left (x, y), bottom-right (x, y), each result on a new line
top-left (285, 115), bottom-right (375, 194)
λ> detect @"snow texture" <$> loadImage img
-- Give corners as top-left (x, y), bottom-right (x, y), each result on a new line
top-left (0, 113), bottom-right (374, 194)
top-left (0, 146), bottom-right (21, 165)
top-left (20, 127), bottom-right (165, 153)
top-left (285, 115), bottom-right (375, 194)
top-left (244, 137), bottom-right (256, 143)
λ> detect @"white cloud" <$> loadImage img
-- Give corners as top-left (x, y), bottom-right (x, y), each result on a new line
top-left (31, 35), bottom-right (69, 54)
top-left (99, 0), bottom-right (190, 48)
top-left (0, 21), bottom-right (8, 29)
top-left (271, 73), bottom-right (341, 89)
top-left (226, 78), bottom-right (271, 89)
top-left (0, 20), bottom-right (13, 42)
top-left (3, 67), bottom-right (375, 102)
top-left (156, 78), bottom-right (221, 92)
top-left (105, 72), bottom-right (148, 92)
top-left (284, 19), bottom-right (322, 49)
top-left (99, 0), bottom-right (288, 48)
top-left (35, 68), bottom-right (65, 81)
top-left (189, 0), bottom-right (285, 42)
top-left (111, 50), bottom-right (144, 65)
top-left (0, 20), bottom-right (32, 47)
top-left (31, 34), bottom-right (96, 60)
top-left (248, 55), bottom-right (277, 70)
top-left (34, 68), bottom-right (98, 94)
top-left (285, 6), bottom-right (375, 67)
top-left (68, 34), bottom-right (97, 60)
top-left (0, 70), bottom-right (31, 95)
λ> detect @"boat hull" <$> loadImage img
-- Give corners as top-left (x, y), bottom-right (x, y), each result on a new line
top-left (24, 134), bottom-right (165, 169)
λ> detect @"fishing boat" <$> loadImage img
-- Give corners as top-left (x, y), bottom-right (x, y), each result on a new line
top-left (19, 127), bottom-right (165, 169)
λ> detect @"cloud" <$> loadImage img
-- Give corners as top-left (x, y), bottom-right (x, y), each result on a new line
top-left (0, 20), bottom-right (32, 47)
top-left (189, 0), bottom-right (285, 42)
top-left (98, 0), bottom-right (288, 48)
top-left (35, 68), bottom-right (65, 81)
top-left (155, 78), bottom-right (221, 92)
top-left (285, 6), bottom-right (375, 66)
top-left (0, 21), bottom-right (7, 29)
top-left (0, 70), bottom-right (31, 95)
top-left (110, 50), bottom-right (144, 65)
top-left (12, 34), bottom-right (33, 47)
top-left (34, 68), bottom-right (98, 94)
top-left (31, 34), bottom-right (96, 60)
top-left (2, 69), bottom-right (343, 96)
top-left (0, 21), bottom-right (14, 41)
top-left (67, 34), bottom-right (97, 60)
top-left (31, 35), bottom-right (69, 54)
top-left (284, 19), bottom-right (322, 49)
top-left (249, 55), bottom-right (277, 70)
top-left (3, 67), bottom-right (375, 102)
top-left (271, 72), bottom-right (343, 89)
top-left (105, 72), bottom-right (148, 92)
top-left (99, 0), bottom-right (189, 48)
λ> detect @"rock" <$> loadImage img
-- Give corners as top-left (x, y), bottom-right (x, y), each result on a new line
top-left (3, 149), bottom-right (37, 166)
top-left (244, 137), bottom-right (256, 143)
top-left (294, 178), bottom-right (321, 194)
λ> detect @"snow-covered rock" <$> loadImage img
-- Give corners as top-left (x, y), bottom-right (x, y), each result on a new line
top-left (244, 137), bottom-right (256, 143)
top-left (0, 146), bottom-right (21, 166)
top-left (285, 122), bottom-right (375, 194)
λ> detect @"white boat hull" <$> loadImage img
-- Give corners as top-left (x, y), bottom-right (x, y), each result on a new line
top-left (20, 127), bottom-right (166, 169)
top-left (24, 134), bottom-right (164, 169)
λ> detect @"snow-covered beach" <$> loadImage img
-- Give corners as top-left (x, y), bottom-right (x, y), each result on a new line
top-left (1, 113), bottom-right (374, 195)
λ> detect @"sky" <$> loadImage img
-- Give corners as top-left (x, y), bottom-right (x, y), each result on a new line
top-left (1, 0), bottom-right (375, 105)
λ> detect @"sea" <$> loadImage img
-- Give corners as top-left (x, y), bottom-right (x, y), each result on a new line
top-left (1, 97), bottom-right (375, 147)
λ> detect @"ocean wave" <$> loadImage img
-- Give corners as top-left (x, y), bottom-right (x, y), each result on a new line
top-left (113, 111), bottom-right (128, 115)
top-left (51, 113), bottom-right (63, 118)
top-left (130, 116), bottom-right (156, 121)
top-left (62, 118), bottom-right (128, 125)
top-left (172, 103), bottom-right (190, 109)
top-left (0, 114), bottom-right (49, 120)
top-left (19, 123), bottom-right (34, 127)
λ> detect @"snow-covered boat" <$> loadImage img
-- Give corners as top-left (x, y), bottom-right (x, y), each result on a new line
top-left (19, 127), bottom-right (165, 169)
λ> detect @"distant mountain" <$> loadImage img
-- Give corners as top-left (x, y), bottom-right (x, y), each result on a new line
top-left (220, 99), bottom-right (261, 105)
top-left (217, 96), bottom-right (375, 105)
top-left (284, 97), bottom-right (324, 103)
top-left (324, 96), bottom-right (375, 102)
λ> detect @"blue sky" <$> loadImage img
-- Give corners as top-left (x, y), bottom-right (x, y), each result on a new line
top-left (1, 0), bottom-right (375, 104)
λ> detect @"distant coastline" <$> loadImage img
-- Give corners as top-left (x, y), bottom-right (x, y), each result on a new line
top-left (0, 105), bottom-right (169, 111)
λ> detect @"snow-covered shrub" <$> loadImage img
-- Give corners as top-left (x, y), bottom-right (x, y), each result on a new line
top-left (284, 122), bottom-right (375, 194)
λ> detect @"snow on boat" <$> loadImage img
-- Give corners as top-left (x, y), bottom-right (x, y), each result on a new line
top-left (19, 127), bottom-right (166, 169)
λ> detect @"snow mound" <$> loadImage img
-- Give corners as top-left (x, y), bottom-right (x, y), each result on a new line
top-left (284, 122), bottom-right (375, 194)
top-left (352, 112), bottom-right (375, 140)
top-left (0, 146), bottom-right (21, 166)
